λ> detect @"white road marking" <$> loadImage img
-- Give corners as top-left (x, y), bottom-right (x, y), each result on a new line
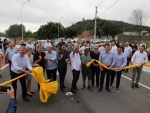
top-left (142, 69), bottom-right (150, 73)
top-left (1, 64), bottom-right (9, 70)
top-left (122, 75), bottom-right (150, 90)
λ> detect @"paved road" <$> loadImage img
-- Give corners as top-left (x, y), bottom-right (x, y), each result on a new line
top-left (0, 65), bottom-right (150, 113)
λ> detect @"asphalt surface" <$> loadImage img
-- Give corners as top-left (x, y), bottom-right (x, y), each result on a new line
top-left (0, 65), bottom-right (150, 113)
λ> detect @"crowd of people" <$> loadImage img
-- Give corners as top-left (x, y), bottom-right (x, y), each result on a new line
top-left (0, 38), bottom-right (149, 110)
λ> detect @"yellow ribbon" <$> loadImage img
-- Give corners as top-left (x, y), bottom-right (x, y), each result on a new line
top-left (86, 60), bottom-right (150, 70)
top-left (0, 67), bottom-right (58, 103)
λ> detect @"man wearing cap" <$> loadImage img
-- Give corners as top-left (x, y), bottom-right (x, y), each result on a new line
top-left (90, 45), bottom-right (100, 87)
top-left (99, 44), bottom-right (115, 92)
top-left (130, 45), bottom-right (148, 89)
top-left (81, 48), bottom-right (93, 91)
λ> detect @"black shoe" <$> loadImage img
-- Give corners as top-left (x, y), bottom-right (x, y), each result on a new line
top-left (27, 93), bottom-right (33, 97)
top-left (87, 86), bottom-right (93, 91)
top-left (63, 86), bottom-right (67, 88)
top-left (135, 84), bottom-right (139, 89)
top-left (0, 75), bottom-right (2, 78)
top-left (131, 84), bottom-right (134, 89)
top-left (60, 88), bottom-right (65, 92)
top-left (71, 90), bottom-right (77, 94)
top-left (106, 88), bottom-right (111, 92)
top-left (75, 88), bottom-right (79, 90)
top-left (23, 97), bottom-right (30, 102)
top-left (98, 88), bottom-right (103, 92)
top-left (81, 85), bottom-right (85, 90)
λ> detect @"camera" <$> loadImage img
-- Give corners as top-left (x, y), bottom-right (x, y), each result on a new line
top-left (0, 86), bottom-right (11, 92)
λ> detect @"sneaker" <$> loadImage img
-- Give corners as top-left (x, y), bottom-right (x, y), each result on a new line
top-left (87, 86), bottom-right (93, 91)
top-left (0, 75), bottom-right (2, 78)
top-left (116, 88), bottom-right (120, 93)
top-left (135, 84), bottom-right (139, 89)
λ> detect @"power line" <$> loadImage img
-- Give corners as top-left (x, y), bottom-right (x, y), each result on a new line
top-left (98, 0), bottom-right (119, 16)
top-left (97, 0), bottom-right (105, 8)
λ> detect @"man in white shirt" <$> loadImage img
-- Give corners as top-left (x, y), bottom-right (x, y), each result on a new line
top-left (111, 42), bottom-right (117, 52)
top-left (140, 40), bottom-right (146, 48)
top-left (130, 45), bottom-right (148, 89)
top-left (11, 46), bottom-right (32, 102)
top-left (124, 42), bottom-right (132, 73)
top-left (70, 45), bottom-right (81, 94)
top-left (44, 39), bottom-right (52, 50)
top-left (26, 40), bottom-right (34, 50)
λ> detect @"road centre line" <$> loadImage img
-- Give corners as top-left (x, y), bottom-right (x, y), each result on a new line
top-left (122, 75), bottom-right (150, 90)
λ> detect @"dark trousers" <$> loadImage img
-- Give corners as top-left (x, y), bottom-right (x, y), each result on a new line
top-left (38, 68), bottom-right (45, 89)
top-left (125, 58), bottom-right (131, 72)
top-left (46, 68), bottom-right (57, 81)
top-left (8, 60), bottom-right (12, 74)
top-left (11, 71), bottom-right (27, 99)
top-left (71, 69), bottom-right (80, 90)
top-left (100, 67), bottom-right (112, 88)
top-left (110, 71), bottom-right (122, 88)
top-left (58, 67), bottom-right (67, 89)
top-left (91, 68), bottom-right (100, 86)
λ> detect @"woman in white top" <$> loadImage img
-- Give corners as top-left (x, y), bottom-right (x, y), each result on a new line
top-left (26, 48), bottom-right (39, 96)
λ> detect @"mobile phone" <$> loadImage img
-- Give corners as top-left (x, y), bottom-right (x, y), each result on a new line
top-left (0, 86), bottom-right (11, 92)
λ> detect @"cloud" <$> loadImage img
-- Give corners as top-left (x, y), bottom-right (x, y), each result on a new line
top-left (0, 0), bottom-right (150, 32)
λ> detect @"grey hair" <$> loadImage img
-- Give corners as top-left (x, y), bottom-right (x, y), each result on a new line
top-left (18, 46), bottom-right (26, 50)
top-left (46, 44), bottom-right (52, 49)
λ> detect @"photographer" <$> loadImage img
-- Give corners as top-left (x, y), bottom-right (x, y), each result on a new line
top-left (0, 85), bottom-right (17, 113)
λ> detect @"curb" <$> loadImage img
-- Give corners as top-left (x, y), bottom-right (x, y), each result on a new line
top-left (143, 69), bottom-right (150, 73)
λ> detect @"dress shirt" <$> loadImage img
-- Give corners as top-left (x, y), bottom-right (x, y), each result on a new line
top-left (99, 50), bottom-right (115, 66)
top-left (6, 47), bottom-right (18, 61)
top-left (131, 50), bottom-right (148, 64)
top-left (6, 98), bottom-right (17, 113)
top-left (98, 46), bottom-right (104, 53)
top-left (113, 52), bottom-right (127, 71)
top-left (26, 43), bottom-right (35, 49)
top-left (111, 45), bottom-right (117, 52)
top-left (124, 46), bottom-right (132, 57)
top-left (70, 52), bottom-right (81, 71)
top-left (45, 50), bottom-right (57, 70)
top-left (11, 53), bottom-right (32, 74)
top-left (44, 42), bottom-right (52, 49)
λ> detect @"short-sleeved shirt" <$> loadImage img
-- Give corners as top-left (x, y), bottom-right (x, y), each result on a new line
top-left (3, 42), bottom-right (9, 52)
top-left (81, 54), bottom-right (91, 67)
top-left (57, 49), bottom-right (69, 68)
top-left (6, 47), bottom-right (18, 61)
top-left (34, 52), bottom-right (45, 69)
top-left (124, 46), bottom-right (132, 57)
top-left (90, 52), bottom-right (100, 69)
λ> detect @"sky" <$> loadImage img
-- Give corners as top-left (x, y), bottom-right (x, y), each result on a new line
top-left (0, 0), bottom-right (150, 32)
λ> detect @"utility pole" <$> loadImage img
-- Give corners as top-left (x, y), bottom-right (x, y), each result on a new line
top-left (94, 6), bottom-right (98, 43)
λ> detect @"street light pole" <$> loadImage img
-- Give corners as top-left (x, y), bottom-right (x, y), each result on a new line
top-left (94, 6), bottom-right (98, 42)
top-left (21, 0), bottom-right (30, 40)
top-left (56, 17), bottom-right (64, 39)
